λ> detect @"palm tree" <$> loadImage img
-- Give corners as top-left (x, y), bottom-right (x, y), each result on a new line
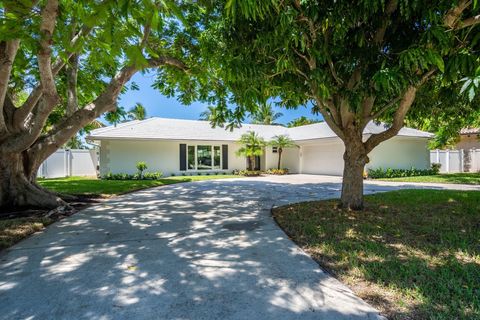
top-left (236, 131), bottom-right (265, 171)
top-left (269, 135), bottom-right (296, 169)
top-left (105, 106), bottom-right (127, 127)
top-left (199, 106), bottom-right (217, 121)
top-left (251, 103), bottom-right (283, 125)
top-left (287, 116), bottom-right (321, 127)
top-left (128, 102), bottom-right (147, 120)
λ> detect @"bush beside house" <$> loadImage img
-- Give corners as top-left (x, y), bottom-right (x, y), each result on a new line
top-left (368, 163), bottom-right (441, 179)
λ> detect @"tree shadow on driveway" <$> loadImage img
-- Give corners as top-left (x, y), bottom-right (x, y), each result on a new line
top-left (1, 176), bottom-right (468, 319)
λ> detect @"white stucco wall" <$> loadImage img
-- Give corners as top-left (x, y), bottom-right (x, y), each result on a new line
top-left (299, 136), bottom-right (430, 176)
top-left (99, 139), bottom-right (247, 177)
top-left (366, 136), bottom-right (430, 170)
top-left (264, 146), bottom-right (300, 173)
top-left (98, 136), bottom-right (430, 177)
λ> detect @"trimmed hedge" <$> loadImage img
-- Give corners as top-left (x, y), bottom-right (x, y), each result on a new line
top-left (368, 163), bottom-right (441, 179)
top-left (103, 171), bottom-right (163, 180)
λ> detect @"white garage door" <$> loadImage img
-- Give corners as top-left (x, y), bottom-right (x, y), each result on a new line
top-left (301, 141), bottom-right (345, 176)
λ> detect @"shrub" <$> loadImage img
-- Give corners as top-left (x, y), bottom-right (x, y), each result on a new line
top-left (103, 171), bottom-right (163, 180)
top-left (368, 164), bottom-right (441, 179)
top-left (266, 168), bottom-right (289, 175)
top-left (431, 163), bottom-right (441, 174)
top-left (136, 161), bottom-right (148, 178)
top-left (234, 170), bottom-right (263, 176)
top-left (171, 173), bottom-right (176, 177)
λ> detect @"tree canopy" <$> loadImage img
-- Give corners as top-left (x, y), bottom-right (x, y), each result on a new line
top-left (202, 0), bottom-right (480, 209)
top-left (0, 0), bottom-right (219, 208)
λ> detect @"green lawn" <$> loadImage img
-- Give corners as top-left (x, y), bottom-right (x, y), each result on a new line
top-left (379, 172), bottom-right (480, 185)
top-left (273, 190), bottom-right (480, 319)
top-left (38, 175), bottom-right (239, 196)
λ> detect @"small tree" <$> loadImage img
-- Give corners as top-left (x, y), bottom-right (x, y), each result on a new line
top-left (236, 131), bottom-right (265, 170)
top-left (269, 135), bottom-right (296, 169)
top-left (136, 161), bottom-right (148, 179)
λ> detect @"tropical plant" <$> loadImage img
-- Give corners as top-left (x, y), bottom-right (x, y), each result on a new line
top-left (128, 103), bottom-right (147, 121)
top-left (136, 161), bottom-right (148, 178)
top-left (105, 107), bottom-right (127, 127)
top-left (199, 106), bottom-right (218, 121)
top-left (0, 1), bottom-right (216, 209)
top-left (203, 1), bottom-right (480, 210)
top-left (287, 116), bottom-right (321, 128)
top-left (269, 135), bottom-right (296, 169)
top-left (250, 102), bottom-right (283, 125)
top-left (236, 131), bottom-right (265, 171)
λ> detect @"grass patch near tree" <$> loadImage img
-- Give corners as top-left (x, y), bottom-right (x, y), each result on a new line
top-left (0, 217), bottom-right (54, 250)
top-left (273, 189), bottom-right (480, 319)
top-left (38, 175), bottom-right (239, 196)
top-left (378, 172), bottom-right (480, 185)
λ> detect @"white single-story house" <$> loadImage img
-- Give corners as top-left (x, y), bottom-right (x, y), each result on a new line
top-left (87, 117), bottom-right (433, 177)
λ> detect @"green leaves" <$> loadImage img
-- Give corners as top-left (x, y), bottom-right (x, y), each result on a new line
top-left (460, 76), bottom-right (480, 102)
top-left (399, 48), bottom-right (444, 73)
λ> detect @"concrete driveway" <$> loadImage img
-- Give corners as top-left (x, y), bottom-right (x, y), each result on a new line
top-left (1, 175), bottom-right (477, 320)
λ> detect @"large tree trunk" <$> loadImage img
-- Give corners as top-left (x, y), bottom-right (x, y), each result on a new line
top-left (0, 151), bottom-right (65, 209)
top-left (341, 137), bottom-right (368, 210)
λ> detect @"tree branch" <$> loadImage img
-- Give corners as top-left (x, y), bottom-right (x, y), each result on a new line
top-left (13, 25), bottom-right (92, 125)
top-left (373, 0), bottom-right (398, 44)
top-left (457, 14), bottom-right (480, 29)
top-left (444, 0), bottom-right (471, 29)
top-left (0, 39), bottom-right (20, 134)
top-left (31, 55), bottom-right (188, 160)
top-left (311, 95), bottom-right (344, 140)
top-left (364, 86), bottom-right (417, 152)
top-left (147, 56), bottom-right (189, 71)
top-left (37, 0), bottom-right (60, 107)
top-left (367, 96), bottom-right (401, 122)
top-left (66, 54), bottom-right (79, 116)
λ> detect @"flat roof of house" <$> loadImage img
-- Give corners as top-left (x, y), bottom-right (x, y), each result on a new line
top-left (87, 117), bottom-right (433, 142)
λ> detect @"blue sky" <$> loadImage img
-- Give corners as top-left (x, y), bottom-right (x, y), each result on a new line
top-left (116, 72), bottom-right (323, 125)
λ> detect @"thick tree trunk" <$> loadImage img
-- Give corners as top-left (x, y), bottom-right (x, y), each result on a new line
top-left (341, 139), bottom-right (368, 210)
top-left (0, 151), bottom-right (65, 209)
top-left (277, 149), bottom-right (282, 169)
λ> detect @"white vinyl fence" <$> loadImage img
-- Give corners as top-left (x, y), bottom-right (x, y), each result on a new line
top-left (38, 149), bottom-right (98, 178)
top-left (430, 149), bottom-right (480, 173)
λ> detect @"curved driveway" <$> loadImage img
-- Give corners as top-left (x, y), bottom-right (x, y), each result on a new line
top-left (1, 175), bottom-right (477, 319)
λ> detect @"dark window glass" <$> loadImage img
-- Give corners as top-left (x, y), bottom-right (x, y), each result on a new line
top-left (197, 145), bottom-right (212, 170)
top-left (188, 146), bottom-right (195, 170)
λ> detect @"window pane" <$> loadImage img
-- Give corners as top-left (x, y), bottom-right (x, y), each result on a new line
top-left (214, 146), bottom-right (221, 169)
top-left (188, 146), bottom-right (195, 170)
top-left (197, 145), bottom-right (212, 170)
